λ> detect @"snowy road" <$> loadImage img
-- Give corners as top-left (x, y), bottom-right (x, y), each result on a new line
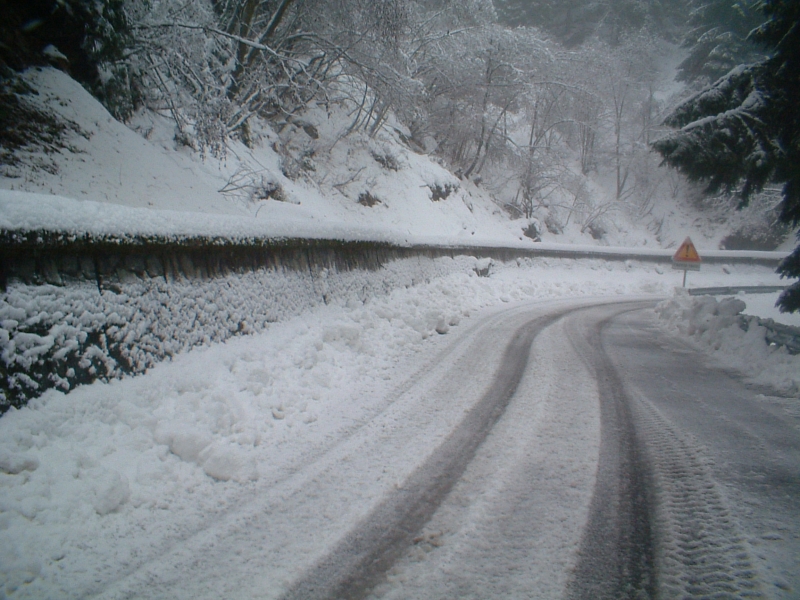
top-left (600, 307), bottom-right (800, 599)
top-left (89, 296), bottom-right (617, 599)
top-left (3, 271), bottom-right (798, 599)
top-left (274, 300), bottom-right (799, 600)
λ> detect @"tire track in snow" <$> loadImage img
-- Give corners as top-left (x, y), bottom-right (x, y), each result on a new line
top-left (567, 303), bottom-right (765, 599)
top-left (280, 307), bottom-right (579, 600)
top-left (627, 389), bottom-right (766, 599)
top-left (564, 303), bottom-right (658, 600)
top-left (368, 302), bottom-right (604, 599)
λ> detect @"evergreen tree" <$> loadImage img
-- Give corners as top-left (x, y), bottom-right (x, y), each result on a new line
top-left (653, 0), bottom-right (800, 312)
top-left (677, 0), bottom-right (765, 84)
top-left (493, 0), bottom-right (686, 46)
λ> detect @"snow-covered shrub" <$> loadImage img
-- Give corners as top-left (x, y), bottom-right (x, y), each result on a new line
top-left (428, 183), bottom-right (458, 202)
top-left (280, 147), bottom-right (317, 180)
top-left (193, 97), bottom-right (234, 159)
top-left (585, 221), bottom-right (606, 241)
top-left (219, 163), bottom-right (287, 205)
top-left (544, 212), bottom-right (563, 235)
top-left (371, 149), bottom-right (401, 171)
top-left (522, 220), bottom-right (541, 241)
top-left (474, 258), bottom-right (493, 277)
top-left (358, 191), bottom-right (382, 207)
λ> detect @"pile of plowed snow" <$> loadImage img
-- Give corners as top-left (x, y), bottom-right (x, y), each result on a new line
top-left (656, 290), bottom-right (800, 394)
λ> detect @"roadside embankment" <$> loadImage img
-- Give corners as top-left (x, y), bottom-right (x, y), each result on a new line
top-left (0, 226), bottom-right (788, 412)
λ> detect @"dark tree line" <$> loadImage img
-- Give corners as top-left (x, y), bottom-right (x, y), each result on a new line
top-left (654, 0), bottom-right (800, 312)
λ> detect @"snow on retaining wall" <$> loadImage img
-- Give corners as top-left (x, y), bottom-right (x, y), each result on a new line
top-left (1, 224), bottom-right (789, 412)
top-left (1, 255), bottom-right (481, 412)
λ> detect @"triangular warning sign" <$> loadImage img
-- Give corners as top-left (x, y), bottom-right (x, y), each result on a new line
top-left (673, 237), bottom-right (701, 263)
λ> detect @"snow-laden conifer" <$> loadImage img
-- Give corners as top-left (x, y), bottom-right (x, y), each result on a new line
top-left (654, 0), bottom-right (800, 312)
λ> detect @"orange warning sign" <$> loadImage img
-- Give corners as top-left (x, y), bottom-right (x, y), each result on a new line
top-left (672, 237), bottom-right (701, 271)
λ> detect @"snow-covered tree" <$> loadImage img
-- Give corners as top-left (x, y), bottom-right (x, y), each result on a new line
top-left (653, 0), bottom-right (800, 312)
top-left (1, 0), bottom-right (134, 119)
top-left (677, 0), bottom-right (765, 84)
top-left (127, 0), bottom-right (340, 154)
top-left (406, 21), bottom-right (531, 174)
top-left (125, 0), bottom-right (489, 154)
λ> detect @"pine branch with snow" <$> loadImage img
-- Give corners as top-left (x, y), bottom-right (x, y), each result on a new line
top-left (653, 0), bottom-right (800, 311)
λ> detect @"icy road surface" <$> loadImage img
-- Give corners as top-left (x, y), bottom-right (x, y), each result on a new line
top-left (2, 258), bottom-right (798, 599)
top-left (29, 298), bottom-right (800, 599)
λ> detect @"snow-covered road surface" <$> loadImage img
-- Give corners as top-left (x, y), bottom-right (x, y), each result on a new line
top-left (564, 303), bottom-right (658, 600)
top-left (367, 302), bottom-right (800, 600)
top-left (284, 299), bottom-right (611, 599)
top-left (2, 258), bottom-right (796, 599)
top-left (87, 296), bottom-right (624, 599)
top-left (603, 307), bottom-right (800, 599)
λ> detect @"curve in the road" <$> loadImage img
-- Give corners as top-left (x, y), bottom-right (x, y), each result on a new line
top-left (281, 308), bottom-right (575, 600)
top-left (564, 303), bottom-right (658, 600)
top-left (284, 300), bottom-right (779, 600)
top-left (567, 304), bottom-right (768, 600)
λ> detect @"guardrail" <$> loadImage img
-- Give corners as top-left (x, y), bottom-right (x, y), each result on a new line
top-left (688, 286), bottom-right (789, 296)
top-left (0, 230), bottom-right (788, 290)
top-left (755, 317), bottom-right (800, 355)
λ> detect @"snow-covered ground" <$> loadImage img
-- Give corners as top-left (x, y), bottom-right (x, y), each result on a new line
top-left (2, 64), bottom-right (799, 598)
top-left (1, 67), bottom-right (762, 251)
top-left (0, 68), bottom-right (527, 248)
top-left (1, 254), bottom-right (795, 598)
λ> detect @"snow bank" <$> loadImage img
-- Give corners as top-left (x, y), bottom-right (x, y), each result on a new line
top-left (0, 256), bottom-right (477, 411)
top-left (655, 290), bottom-right (800, 394)
top-left (0, 257), bottom-right (785, 598)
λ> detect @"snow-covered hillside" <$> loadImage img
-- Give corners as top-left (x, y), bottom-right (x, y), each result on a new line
top-left (1, 68), bottom-right (523, 246)
top-left (0, 66), bottom-right (747, 251)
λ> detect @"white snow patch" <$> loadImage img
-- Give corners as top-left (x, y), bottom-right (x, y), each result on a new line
top-left (656, 290), bottom-right (800, 394)
top-left (0, 257), bottom-right (784, 598)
